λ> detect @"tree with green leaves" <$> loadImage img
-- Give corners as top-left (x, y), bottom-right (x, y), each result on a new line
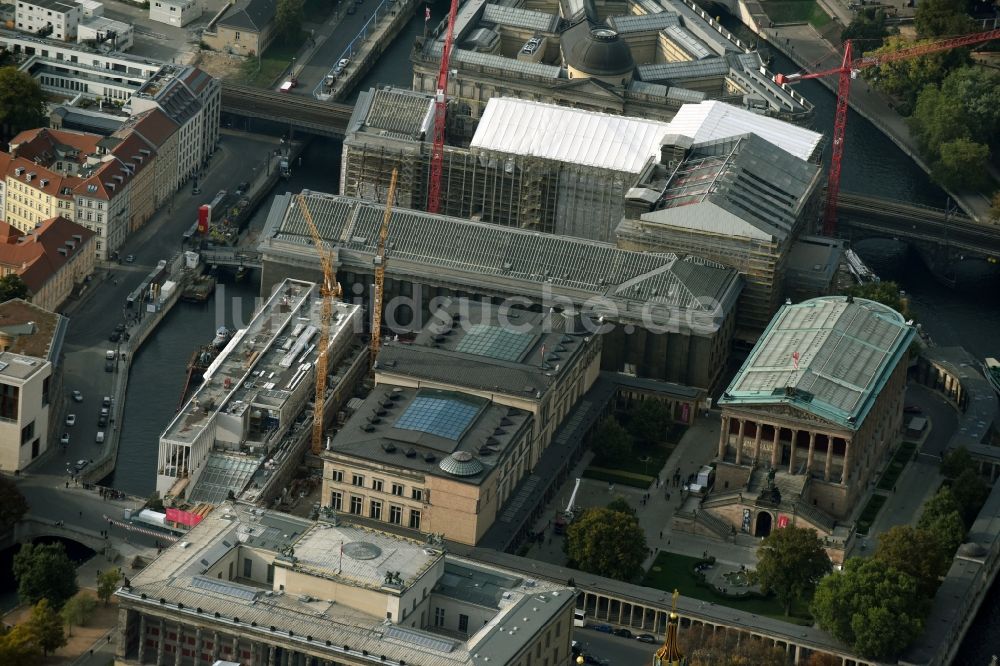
top-left (591, 417), bottom-right (633, 464)
top-left (606, 497), bottom-right (637, 519)
top-left (25, 599), bottom-right (66, 656)
top-left (0, 274), bottom-right (28, 304)
top-left (0, 475), bottom-right (28, 532)
top-left (0, 68), bottom-right (45, 141)
top-left (915, 0), bottom-right (972, 38)
top-left (990, 191), bottom-right (1000, 222)
top-left (933, 137), bottom-right (991, 191)
top-left (843, 280), bottom-right (907, 315)
top-left (874, 525), bottom-right (948, 597)
top-left (867, 36), bottom-right (965, 114)
top-left (60, 593), bottom-right (96, 637)
top-left (755, 525), bottom-right (831, 615)
top-left (0, 624), bottom-right (40, 663)
top-left (940, 446), bottom-right (974, 479)
top-left (841, 8), bottom-right (890, 48)
top-left (951, 468), bottom-right (989, 524)
top-left (811, 558), bottom-right (926, 660)
top-left (626, 399), bottom-right (672, 445)
top-left (97, 569), bottom-right (120, 607)
top-left (12, 542), bottom-right (78, 609)
top-left (274, 0), bottom-right (304, 44)
top-left (918, 487), bottom-right (967, 555)
top-left (566, 507), bottom-right (646, 581)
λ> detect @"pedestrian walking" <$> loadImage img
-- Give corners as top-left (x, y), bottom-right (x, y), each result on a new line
top-left (79, 511), bottom-right (83, 518)
top-left (659, 531), bottom-right (663, 539)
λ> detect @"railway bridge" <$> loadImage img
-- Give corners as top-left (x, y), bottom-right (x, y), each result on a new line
top-left (222, 83), bottom-right (353, 137)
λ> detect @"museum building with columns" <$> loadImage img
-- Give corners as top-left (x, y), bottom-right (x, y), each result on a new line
top-left (700, 296), bottom-right (914, 555)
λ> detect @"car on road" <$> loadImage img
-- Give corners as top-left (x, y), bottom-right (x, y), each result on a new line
top-left (192, 183), bottom-right (201, 195)
top-left (71, 390), bottom-right (83, 402)
top-left (60, 433), bottom-right (70, 445)
top-left (611, 628), bottom-right (632, 639)
top-left (115, 323), bottom-right (126, 333)
top-left (74, 459), bottom-right (89, 472)
top-left (103, 396), bottom-right (112, 407)
top-left (279, 78), bottom-right (298, 92)
top-left (334, 58), bottom-right (350, 76)
top-left (65, 414), bottom-right (76, 426)
top-left (904, 405), bottom-right (922, 414)
top-left (346, 4), bottom-right (356, 12)
top-left (635, 633), bottom-right (657, 644)
top-left (125, 254), bottom-right (135, 263)
top-left (105, 359), bottom-right (114, 372)
top-left (582, 655), bottom-right (610, 665)
top-left (95, 431), bottom-right (105, 444)
top-left (98, 415), bottom-right (108, 427)
top-left (109, 331), bottom-right (121, 343)
top-left (590, 624), bottom-right (613, 634)
top-left (106, 349), bottom-right (116, 360)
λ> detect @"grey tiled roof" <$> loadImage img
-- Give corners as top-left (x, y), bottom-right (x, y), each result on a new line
top-left (637, 58), bottom-right (729, 82)
top-left (482, 4), bottom-right (560, 32)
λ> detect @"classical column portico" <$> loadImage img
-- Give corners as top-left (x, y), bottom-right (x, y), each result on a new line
top-left (824, 436), bottom-right (834, 481)
top-left (788, 429), bottom-right (799, 473)
top-left (174, 626), bottom-right (183, 666)
top-left (735, 419), bottom-right (745, 465)
top-left (155, 619), bottom-right (166, 666)
top-left (806, 432), bottom-right (816, 475)
top-left (753, 423), bottom-right (763, 462)
top-left (138, 615), bottom-right (147, 664)
top-left (770, 426), bottom-right (781, 468)
top-left (719, 416), bottom-right (730, 459)
top-left (841, 441), bottom-right (851, 484)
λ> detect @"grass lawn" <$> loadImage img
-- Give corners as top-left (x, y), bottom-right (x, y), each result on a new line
top-left (761, 0), bottom-right (830, 27)
top-left (877, 441), bottom-right (916, 491)
top-left (241, 39), bottom-right (302, 87)
top-left (582, 467), bottom-right (654, 489)
top-left (584, 439), bottom-right (677, 489)
top-left (856, 493), bottom-right (887, 535)
top-left (641, 552), bottom-right (813, 623)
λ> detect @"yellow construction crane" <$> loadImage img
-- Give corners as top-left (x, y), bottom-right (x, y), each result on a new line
top-left (295, 192), bottom-right (342, 457)
top-left (371, 168), bottom-right (398, 369)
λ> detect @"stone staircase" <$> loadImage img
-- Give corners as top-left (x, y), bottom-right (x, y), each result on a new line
top-left (695, 509), bottom-right (734, 540)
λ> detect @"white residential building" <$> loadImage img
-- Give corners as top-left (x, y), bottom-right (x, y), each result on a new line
top-left (148, 0), bottom-right (201, 27)
top-left (77, 0), bottom-right (103, 18)
top-left (0, 300), bottom-right (65, 472)
top-left (77, 16), bottom-right (132, 51)
top-left (15, 0), bottom-right (81, 40)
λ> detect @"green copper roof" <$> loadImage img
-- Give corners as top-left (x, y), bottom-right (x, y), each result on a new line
top-left (719, 296), bottom-right (914, 430)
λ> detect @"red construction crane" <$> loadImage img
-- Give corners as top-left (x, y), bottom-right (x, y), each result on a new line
top-left (775, 28), bottom-right (1000, 236)
top-left (427, 0), bottom-right (461, 214)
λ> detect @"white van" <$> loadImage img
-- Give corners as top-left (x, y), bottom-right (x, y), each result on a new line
top-left (95, 431), bottom-right (105, 443)
top-left (105, 349), bottom-right (116, 360)
top-left (573, 609), bottom-right (586, 627)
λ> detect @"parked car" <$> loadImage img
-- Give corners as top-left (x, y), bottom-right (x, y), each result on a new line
top-left (334, 58), bottom-right (350, 76)
top-left (590, 624), bottom-right (613, 634)
top-left (74, 459), bottom-right (89, 471)
top-left (103, 396), bottom-right (112, 407)
top-left (106, 349), bottom-right (116, 360)
top-left (612, 628), bottom-right (632, 639)
top-left (125, 254), bottom-right (135, 263)
top-left (346, 4), bottom-right (356, 13)
top-left (95, 431), bottom-right (105, 444)
top-left (71, 390), bottom-right (83, 402)
top-left (65, 414), bottom-right (76, 426)
top-left (582, 655), bottom-right (610, 665)
top-left (115, 323), bottom-right (126, 333)
top-left (60, 433), bottom-right (70, 445)
top-left (98, 415), bottom-right (108, 427)
top-left (109, 331), bottom-right (121, 343)
top-left (904, 405), bottom-right (922, 414)
top-left (105, 359), bottom-right (114, 372)
top-left (635, 633), bottom-right (657, 644)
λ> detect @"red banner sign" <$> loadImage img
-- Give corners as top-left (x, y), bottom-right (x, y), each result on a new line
top-left (777, 514), bottom-right (789, 529)
top-left (166, 508), bottom-right (204, 527)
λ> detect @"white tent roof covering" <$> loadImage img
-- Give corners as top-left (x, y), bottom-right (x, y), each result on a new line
top-left (470, 98), bottom-right (672, 174)
top-left (469, 98), bottom-right (823, 174)
top-left (664, 100), bottom-right (822, 161)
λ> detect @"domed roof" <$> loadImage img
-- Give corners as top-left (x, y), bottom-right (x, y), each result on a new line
top-left (439, 450), bottom-right (485, 477)
top-left (562, 23), bottom-right (635, 77)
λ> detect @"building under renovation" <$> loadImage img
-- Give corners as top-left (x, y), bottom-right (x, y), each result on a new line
top-left (342, 89), bottom-right (822, 245)
top-left (155, 278), bottom-right (365, 504)
top-left (411, 0), bottom-right (812, 122)
top-left (619, 129), bottom-right (826, 338)
top-left (257, 192), bottom-right (742, 390)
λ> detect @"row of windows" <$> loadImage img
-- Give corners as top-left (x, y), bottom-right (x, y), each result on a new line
top-left (330, 492), bottom-right (422, 529)
top-left (333, 470), bottom-right (426, 501)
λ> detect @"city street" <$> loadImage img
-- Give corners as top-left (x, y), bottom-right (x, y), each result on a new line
top-left (34, 131), bottom-right (282, 482)
top-left (573, 629), bottom-right (659, 665)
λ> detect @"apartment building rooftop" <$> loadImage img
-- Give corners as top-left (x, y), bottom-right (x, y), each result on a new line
top-left (0, 298), bottom-right (64, 364)
top-left (0, 217), bottom-right (95, 295)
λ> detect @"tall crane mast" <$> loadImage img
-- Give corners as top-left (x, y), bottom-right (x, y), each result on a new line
top-left (371, 168), bottom-right (399, 368)
top-left (427, 0), bottom-right (461, 214)
top-left (775, 28), bottom-right (1000, 236)
top-left (295, 193), bottom-right (343, 456)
